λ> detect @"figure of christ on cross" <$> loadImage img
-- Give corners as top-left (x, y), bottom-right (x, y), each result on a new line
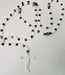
top-left (20, 50), bottom-right (36, 72)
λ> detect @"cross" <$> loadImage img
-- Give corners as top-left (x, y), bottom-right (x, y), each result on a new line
top-left (20, 50), bottom-right (36, 72)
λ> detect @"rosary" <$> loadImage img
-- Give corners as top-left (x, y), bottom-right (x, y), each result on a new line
top-left (0, 0), bottom-right (65, 72)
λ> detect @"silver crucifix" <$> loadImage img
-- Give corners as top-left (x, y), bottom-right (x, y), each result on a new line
top-left (20, 50), bottom-right (36, 72)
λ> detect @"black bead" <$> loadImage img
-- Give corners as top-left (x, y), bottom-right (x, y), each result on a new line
top-left (46, 27), bottom-right (49, 29)
top-left (19, 17), bottom-right (22, 19)
top-left (37, 30), bottom-right (40, 33)
top-left (6, 18), bottom-right (9, 21)
top-left (10, 14), bottom-right (13, 16)
top-left (59, 18), bottom-right (62, 21)
top-left (61, 13), bottom-right (64, 16)
top-left (50, 17), bottom-right (53, 20)
top-left (48, 3), bottom-right (50, 5)
top-left (18, 38), bottom-right (20, 41)
top-left (29, 24), bottom-right (32, 27)
top-left (39, 9), bottom-right (41, 11)
top-left (24, 38), bottom-right (27, 41)
top-left (31, 35), bottom-right (33, 38)
top-left (9, 43), bottom-right (11, 46)
top-left (1, 43), bottom-right (4, 46)
top-left (0, 29), bottom-right (3, 32)
top-left (26, 50), bottom-right (30, 53)
top-left (16, 43), bottom-right (18, 46)
top-left (62, 8), bottom-right (64, 10)
top-left (4, 37), bottom-right (7, 40)
top-left (22, 2), bottom-right (24, 6)
top-left (38, 20), bottom-right (40, 22)
top-left (38, 14), bottom-right (41, 16)
top-left (22, 44), bottom-right (25, 48)
top-left (17, 5), bottom-right (20, 8)
top-left (14, 9), bottom-right (16, 12)
top-left (34, 9), bottom-right (37, 11)
top-left (54, 28), bottom-right (57, 31)
top-left (57, 23), bottom-right (60, 26)
top-left (2, 23), bottom-right (5, 26)
top-left (31, 29), bottom-right (34, 32)
top-left (56, 0), bottom-right (59, 2)
top-left (24, 21), bottom-right (27, 23)
top-left (40, 24), bottom-right (43, 27)
top-left (35, 20), bottom-right (37, 22)
top-left (27, 1), bottom-right (30, 5)
top-left (34, 25), bottom-right (37, 27)
top-left (49, 12), bottom-right (52, 14)
top-left (50, 22), bottom-right (53, 25)
top-left (35, 14), bottom-right (38, 16)
top-left (60, 3), bottom-right (63, 6)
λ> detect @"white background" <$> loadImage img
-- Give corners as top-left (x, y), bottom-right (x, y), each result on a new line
top-left (0, 0), bottom-right (65, 75)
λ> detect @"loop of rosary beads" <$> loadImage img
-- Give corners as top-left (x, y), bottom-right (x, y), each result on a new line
top-left (0, 1), bottom-right (42, 47)
top-left (19, 1), bottom-right (42, 34)
top-left (43, 0), bottom-right (65, 36)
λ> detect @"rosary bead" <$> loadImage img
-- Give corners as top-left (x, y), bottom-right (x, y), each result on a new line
top-left (27, 1), bottom-right (30, 5)
top-left (11, 36), bottom-right (14, 39)
top-left (49, 12), bottom-right (52, 14)
top-left (60, 3), bottom-right (63, 6)
top-left (10, 14), bottom-right (13, 16)
top-left (40, 24), bottom-right (43, 27)
top-left (50, 17), bottom-right (53, 20)
top-left (57, 23), bottom-right (60, 26)
top-left (9, 43), bottom-right (11, 46)
top-left (30, 35), bottom-right (33, 38)
top-left (33, 2), bottom-right (38, 6)
top-left (46, 27), bottom-right (49, 29)
top-left (48, 3), bottom-right (51, 9)
top-left (6, 18), bottom-right (9, 21)
top-left (4, 37), bottom-right (8, 40)
top-left (44, 32), bottom-right (52, 36)
top-left (37, 30), bottom-right (40, 33)
top-left (2, 23), bottom-right (5, 26)
top-left (29, 24), bottom-right (32, 27)
top-left (24, 38), bottom-right (27, 41)
top-left (19, 17), bottom-right (22, 19)
top-left (22, 2), bottom-right (24, 6)
top-left (56, 0), bottom-right (59, 2)
top-left (62, 8), bottom-right (64, 10)
top-left (0, 29), bottom-right (3, 32)
top-left (24, 20), bottom-right (26, 23)
top-left (26, 50), bottom-right (30, 53)
top-left (39, 9), bottom-right (41, 11)
top-left (54, 28), bottom-right (57, 31)
top-left (18, 8), bottom-right (21, 13)
top-left (61, 13), bottom-right (64, 16)
top-left (31, 29), bottom-right (34, 32)
top-left (1, 43), bottom-right (5, 46)
top-left (34, 25), bottom-right (37, 27)
top-left (16, 43), bottom-right (19, 46)
top-left (59, 18), bottom-right (62, 21)
top-left (18, 38), bottom-right (20, 41)
top-left (0, 36), bottom-right (3, 39)
top-left (34, 9), bottom-right (37, 11)
top-left (14, 9), bottom-right (16, 12)
top-left (22, 44), bottom-right (26, 48)
top-left (50, 22), bottom-right (53, 25)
